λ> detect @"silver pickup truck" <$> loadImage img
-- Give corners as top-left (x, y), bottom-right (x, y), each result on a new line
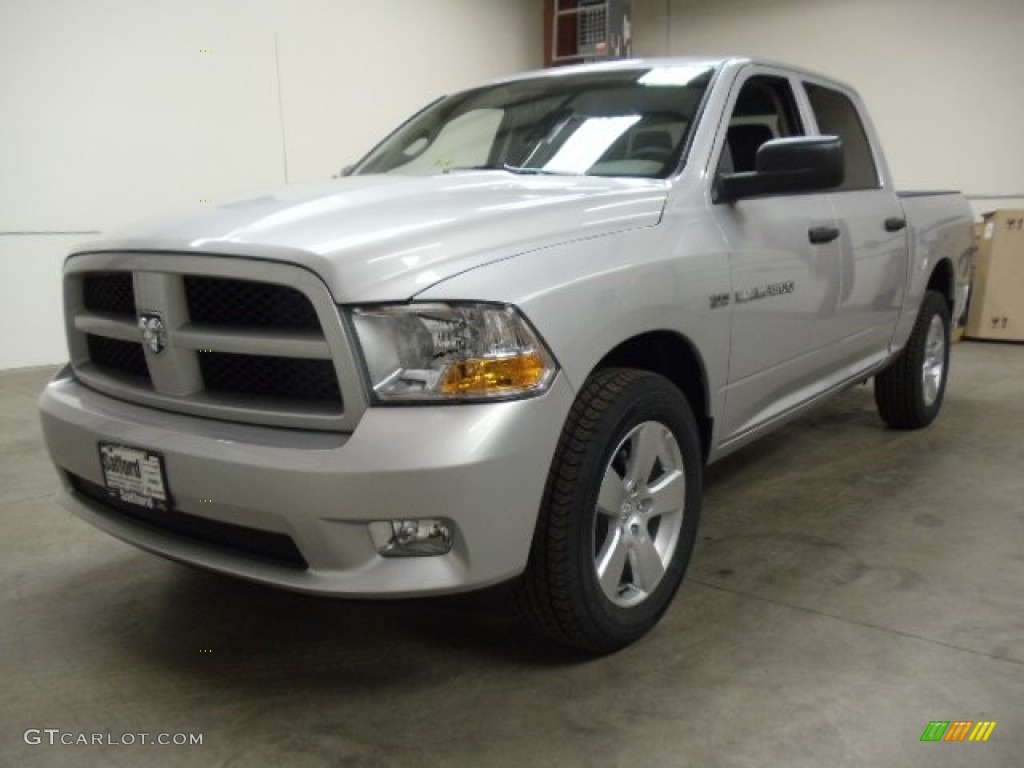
top-left (39, 57), bottom-right (973, 652)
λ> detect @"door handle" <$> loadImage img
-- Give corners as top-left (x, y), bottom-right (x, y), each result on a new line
top-left (884, 217), bottom-right (907, 232)
top-left (808, 226), bottom-right (840, 244)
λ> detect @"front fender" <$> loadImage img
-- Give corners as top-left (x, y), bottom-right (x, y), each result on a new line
top-left (415, 222), bottom-right (732, 427)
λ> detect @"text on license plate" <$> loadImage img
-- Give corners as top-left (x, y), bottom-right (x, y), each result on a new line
top-left (98, 443), bottom-right (169, 511)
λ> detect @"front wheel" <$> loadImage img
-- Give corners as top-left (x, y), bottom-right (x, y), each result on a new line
top-left (874, 289), bottom-right (951, 429)
top-left (518, 368), bottom-right (703, 653)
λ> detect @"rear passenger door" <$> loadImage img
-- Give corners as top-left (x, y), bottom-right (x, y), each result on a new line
top-left (709, 69), bottom-right (845, 442)
top-left (802, 80), bottom-right (908, 365)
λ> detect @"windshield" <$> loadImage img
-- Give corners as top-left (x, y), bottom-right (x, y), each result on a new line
top-left (352, 64), bottom-right (715, 179)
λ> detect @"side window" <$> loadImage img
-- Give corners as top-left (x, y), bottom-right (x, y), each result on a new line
top-left (805, 84), bottom-right (879, 191)
top-left (718, 75), bottom-right (803, 175)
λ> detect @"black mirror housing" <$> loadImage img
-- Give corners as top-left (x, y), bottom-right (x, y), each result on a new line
top-left (717, 135), bottom-right (844, 202)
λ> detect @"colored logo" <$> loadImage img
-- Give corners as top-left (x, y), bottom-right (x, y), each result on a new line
top-left (920, 721), bottom-right (996, 742)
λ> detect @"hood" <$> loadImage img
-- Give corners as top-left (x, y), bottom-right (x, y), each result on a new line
top-left (78, 172), bottom-right (669, 302)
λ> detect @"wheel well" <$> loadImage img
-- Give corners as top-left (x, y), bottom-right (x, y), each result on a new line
top-left (594, 331), bottom-right (712, 461)
top-left (927, 259), bottom-right (955, 316)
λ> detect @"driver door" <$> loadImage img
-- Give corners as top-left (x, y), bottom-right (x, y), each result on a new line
top-left (710, 70), bottom-right (845, 442)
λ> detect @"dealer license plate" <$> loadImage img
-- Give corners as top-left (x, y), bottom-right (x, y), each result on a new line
top-left (98, 442), bottom-right (170, 512)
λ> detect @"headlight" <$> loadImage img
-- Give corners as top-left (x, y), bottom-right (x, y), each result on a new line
top-left (350, 303), bottom-right (557, 402)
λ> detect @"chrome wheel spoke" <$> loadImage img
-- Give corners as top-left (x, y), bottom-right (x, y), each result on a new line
top-left (923, 367), bottom-right (938, 402)
top-left (597, 465), bottom-right (627, 517)
top-left (625, 423), bottom-right (664, 489)
top-left (647, 469), bottom-right (685, 520)
top-left (596, 529), bottom-right (629, 597)
top-left (630, 535), bottom-right (665, 594)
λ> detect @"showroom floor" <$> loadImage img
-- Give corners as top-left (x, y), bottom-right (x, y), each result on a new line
top-left (2, 342), bottom-right (1022, 767)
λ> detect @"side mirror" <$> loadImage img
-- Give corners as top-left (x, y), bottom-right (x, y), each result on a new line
top-left (717, 135), bottom-right (844, 202)
top-left (333, 165), bottom-right (354, 179)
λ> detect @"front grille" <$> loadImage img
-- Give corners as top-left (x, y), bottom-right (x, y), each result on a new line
top-left (83, 272), bottom-right (136, 317)
top-left (69, 473), bottom-right (308, 569)
top-left (87, 334), bottom-right (150, 382)
top-left (69, 258), bottom-right (354, 430)
top-left (185, 276), bottom-right (320, 330)
top-left (200, 352), bottom-right (341, 403)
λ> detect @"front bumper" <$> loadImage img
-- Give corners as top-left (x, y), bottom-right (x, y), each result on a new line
top-left (38, 367), bottom-right (574, 597)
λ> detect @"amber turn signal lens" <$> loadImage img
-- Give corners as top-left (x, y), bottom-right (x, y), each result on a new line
top-left (438, 353), bottom-right (547, 396)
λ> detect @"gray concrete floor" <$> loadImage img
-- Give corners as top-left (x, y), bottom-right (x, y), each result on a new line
top-left (2, 342), bottom-right (1022, 767)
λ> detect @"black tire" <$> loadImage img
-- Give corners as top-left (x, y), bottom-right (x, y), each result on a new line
top-left (874, 290), bottom-right (951, 429)
top-left (518, 368), bottom-right (703, 653)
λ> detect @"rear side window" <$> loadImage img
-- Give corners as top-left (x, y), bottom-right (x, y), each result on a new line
top-left (805, 84), bottom-right (879, 191)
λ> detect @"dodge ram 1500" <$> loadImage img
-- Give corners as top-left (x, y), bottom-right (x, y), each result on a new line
top-left (39, 57), bottom-right (974, 652)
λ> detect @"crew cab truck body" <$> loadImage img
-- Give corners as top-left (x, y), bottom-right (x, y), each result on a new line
top-left (39, 57), bottom-right (974, 652)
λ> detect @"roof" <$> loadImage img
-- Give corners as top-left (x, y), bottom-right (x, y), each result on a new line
top-left (479, 56), bottom-right (851, 94)
top-left (486, 56), bottom-right (732, 87)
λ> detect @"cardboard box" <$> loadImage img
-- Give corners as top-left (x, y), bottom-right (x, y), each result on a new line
top-left (965, 209), bottom-right (1024, 342)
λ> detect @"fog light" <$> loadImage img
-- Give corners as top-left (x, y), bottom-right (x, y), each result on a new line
top-left (369, 519), bottom-right (453, 557)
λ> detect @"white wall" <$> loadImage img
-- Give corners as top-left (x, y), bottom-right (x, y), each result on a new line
top-left (0, 0), bottom-right (542, 370)
top-left (633, 0), bottom-right (1024, 217)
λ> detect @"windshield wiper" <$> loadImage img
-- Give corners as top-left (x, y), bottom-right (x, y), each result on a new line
top-left (442, 163), bottom-right (577, 176)
top-left (501, 163), bottom-right (577, 176)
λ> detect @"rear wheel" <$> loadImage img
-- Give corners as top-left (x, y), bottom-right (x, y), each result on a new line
top-left (874, 289), bottom-right (951, 429)
top-left (518, 368), bottom-right (702, 653)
